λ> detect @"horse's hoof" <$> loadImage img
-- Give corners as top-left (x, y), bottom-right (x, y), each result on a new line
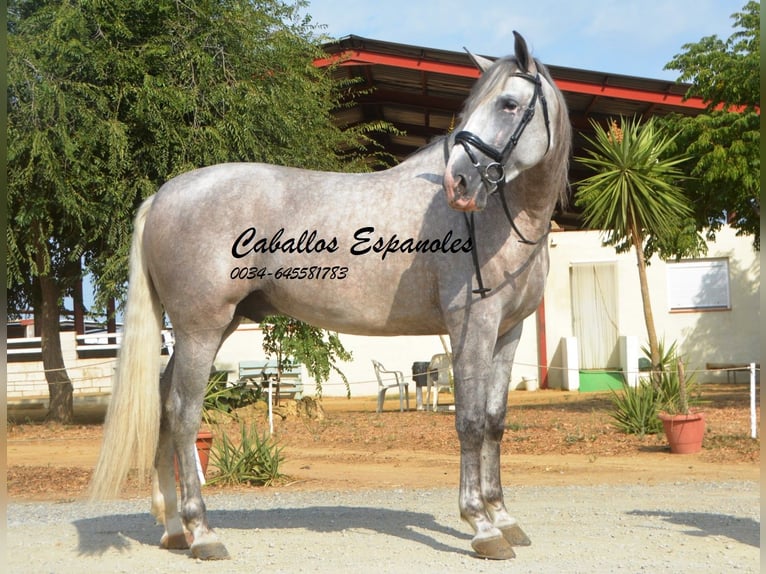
top-left (160, 532), bottom-right (191, 550)
top-left (500, 523), bottom-right (531, 546)
top-left (191, 541), bottom-right (231, 560)
top-left (471, 534), bottom-right (516, 560)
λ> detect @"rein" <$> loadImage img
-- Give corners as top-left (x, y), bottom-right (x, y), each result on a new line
top-left (462, 201), bottom-right (551, 299)
top-left (449, 71), bottom-right (553, 299)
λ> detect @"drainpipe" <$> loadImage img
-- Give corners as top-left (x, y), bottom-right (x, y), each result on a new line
top-left (536, 297), bottom-right (548, 389)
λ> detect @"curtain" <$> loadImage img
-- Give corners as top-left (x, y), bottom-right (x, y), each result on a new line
top-left (570, 262), bottom-right (619, 369)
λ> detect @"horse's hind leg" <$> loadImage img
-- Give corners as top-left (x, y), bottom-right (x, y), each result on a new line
top-left (166, 329), bottom-right (231, 560)
top-left (150, 355), bottom-right (191, 550)
top-left (482, 325), bottom-right (531, 548)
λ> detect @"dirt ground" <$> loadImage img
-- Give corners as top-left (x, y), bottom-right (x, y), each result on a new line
top-left (6, 383), bottom-right (760, 500)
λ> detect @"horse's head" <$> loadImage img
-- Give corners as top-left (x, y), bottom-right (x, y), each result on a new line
top-left (444, 32), bottom-right (562, 211)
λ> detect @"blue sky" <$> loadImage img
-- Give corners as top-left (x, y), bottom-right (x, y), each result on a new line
top-left (302, 0), bottom-right (745, 80)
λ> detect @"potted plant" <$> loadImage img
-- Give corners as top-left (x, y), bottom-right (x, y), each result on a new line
top-left (657, 355), bottom-right (705, 454)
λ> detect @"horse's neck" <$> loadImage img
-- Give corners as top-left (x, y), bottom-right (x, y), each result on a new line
top-left (504, 163), bottom-right (560, 239)
top-left (391, 139), bottom-right (448, 175)
top-left (523, 152), bottom-right (562, 195)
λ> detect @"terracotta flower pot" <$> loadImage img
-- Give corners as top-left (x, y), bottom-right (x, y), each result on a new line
top-left (194, 429), bottom-right (214, 475)
top-left (658, 412), bottom-right (705, 454)
top-left (174, 429), bottom-right (214, 479)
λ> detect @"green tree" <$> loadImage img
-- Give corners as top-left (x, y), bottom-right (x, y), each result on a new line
top-left (7, 0), bottom-right (387, 422)
top-left (8, 0), bottom-right (139, 422)
top-left (261, 316), bottom-right (352, 400)
top-left (661, 0), bottom-right (760, 249)
top-left (575, 117), bottom-right (697, 379)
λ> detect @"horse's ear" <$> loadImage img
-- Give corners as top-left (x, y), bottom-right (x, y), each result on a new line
top-left (513, 31), bottom-right (531, 72)
top-left (464, 48), bottom-right (494, 74)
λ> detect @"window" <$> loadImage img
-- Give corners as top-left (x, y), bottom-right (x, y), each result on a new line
top-left (666, 258), bottom-right (731, 311)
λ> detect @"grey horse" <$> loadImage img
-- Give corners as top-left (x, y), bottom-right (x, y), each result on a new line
top-left (91, 31), bottom-right (571, 561)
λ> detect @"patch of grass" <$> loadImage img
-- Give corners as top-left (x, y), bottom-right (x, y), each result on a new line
top-left (302, 416), bottom-right (330, 442)
top-left (564, 428), bottom-right (588, 444)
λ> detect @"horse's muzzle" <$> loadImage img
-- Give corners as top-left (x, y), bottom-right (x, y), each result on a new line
top-left (443, 173), bottom-right (487, 212)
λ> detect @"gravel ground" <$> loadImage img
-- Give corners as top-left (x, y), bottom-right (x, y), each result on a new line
top-left (6, 481), bottom-right (760, 573)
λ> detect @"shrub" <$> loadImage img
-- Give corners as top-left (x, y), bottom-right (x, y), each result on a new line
top-left (610, 380), bottom-right (664, 436)
top-left (203, 371), bottom-right (263, 423)
top-left (654, 358), bottom-right (703, 415)
top-left (642, 339), bottom-right (703, 415)
top-left (207, 422), bottom-right (284, 486)
top-left (611, 338), bottom-right (703, 435)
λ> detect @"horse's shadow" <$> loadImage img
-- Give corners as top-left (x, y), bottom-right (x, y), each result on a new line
top-left (626, 510), bottom-right (760, 547)
top-left (74, 503), bottom-right (472, 558)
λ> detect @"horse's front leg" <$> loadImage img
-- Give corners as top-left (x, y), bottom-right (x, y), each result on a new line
top-left (452, 332), bottom-right (516, 559)
top-left (481, 325), bottom-right (531, 548)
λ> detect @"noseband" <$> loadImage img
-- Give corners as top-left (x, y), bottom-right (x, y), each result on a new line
top-left (451, 72), bottom-right (553, 298)
top-left (453, 72), bottom-right (551, 195)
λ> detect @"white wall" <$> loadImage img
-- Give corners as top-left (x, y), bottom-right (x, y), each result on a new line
top-left (542, 225), bottom-right (760, 387)
top-left (7, 335), bottom-right (117, 403)
top-left (215, 225), bottom-right (759, 396)
top-left (215, 323), bottom-right (452, 397)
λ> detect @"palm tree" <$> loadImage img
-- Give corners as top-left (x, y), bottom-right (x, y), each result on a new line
top-left (575, 116), bottom-right (692, 382)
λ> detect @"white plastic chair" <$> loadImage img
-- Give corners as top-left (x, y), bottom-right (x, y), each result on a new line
top-left (426, 353), bottom-right (453, 411)
top-left (372, 360), bottom-right (410, 413)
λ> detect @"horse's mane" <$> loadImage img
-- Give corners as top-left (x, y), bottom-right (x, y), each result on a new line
top-left (535, 58), bottom-right (572, 208)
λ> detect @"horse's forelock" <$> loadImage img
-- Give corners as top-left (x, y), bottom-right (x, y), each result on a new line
top-left (457, 57), bottom-right (518, 125)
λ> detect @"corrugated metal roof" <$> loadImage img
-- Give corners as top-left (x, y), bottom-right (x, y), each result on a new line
top-left (318, 35), bottom-right (705, 228)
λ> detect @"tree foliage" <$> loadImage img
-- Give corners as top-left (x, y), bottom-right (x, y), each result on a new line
top-left (9, 0), bottom-right (390, 310)
top-left (661, 0), bottom-right (760, 249)
top-left (7, 0), bottom-right (388, 420)
top-left (576, 117), bottom-right (695, 253)
top-left (8, 0), bottom-right (137, 310)
top-left (664, 1), bottom-right (759, 111)
top-left (261, 316), bottom-right (352, 399)
top-left (575, 117), bottom-right (697, 376)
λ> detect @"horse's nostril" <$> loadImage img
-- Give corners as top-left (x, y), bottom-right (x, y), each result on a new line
top-left (455, 175), bottom-right (467, 198)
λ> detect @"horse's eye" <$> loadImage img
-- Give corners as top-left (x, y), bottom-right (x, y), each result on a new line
top-left (500, 97), bottom-right (519, 112)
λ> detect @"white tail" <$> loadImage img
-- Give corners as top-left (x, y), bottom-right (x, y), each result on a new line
top-left (90, 197), bottom-right (162, 499)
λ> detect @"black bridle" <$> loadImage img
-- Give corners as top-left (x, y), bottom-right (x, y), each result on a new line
top-left (451, 72), bottom-right (553, 298)
top-left (453, 72), bottom-right (551, 195)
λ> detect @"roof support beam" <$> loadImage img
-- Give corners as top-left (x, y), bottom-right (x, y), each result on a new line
top-left (316, 49), bottom-right (711, 110)
top-left (315, 50), bottom-right (480, 78)
top-left (553, 78), bottom-right (705, 109)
